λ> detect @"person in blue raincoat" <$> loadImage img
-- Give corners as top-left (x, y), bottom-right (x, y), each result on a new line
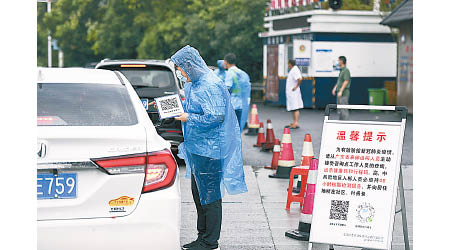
top-left (224, 53), bottom-right (251, 132)
top-left (170, 45), bottom-right (247, 250)
top-left (213, 60), bottom-right (233, 91)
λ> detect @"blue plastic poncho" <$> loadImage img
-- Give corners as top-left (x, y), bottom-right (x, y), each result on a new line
top-left (214, 60), bottom-right (226, 82)
top-left (228, 66), bottom-right (251, 132)
top-left (214, 60), bottom-right (233, 90)
top-left (171, 45), bottom-right (248, 205)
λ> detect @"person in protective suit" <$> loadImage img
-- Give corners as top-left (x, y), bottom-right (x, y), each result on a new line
top-left (170, 45), bottom-right (248, 250)
top-left (213, 60), bottom-right (232, 91)
top-left (223, 53), bottom-right (251, 132)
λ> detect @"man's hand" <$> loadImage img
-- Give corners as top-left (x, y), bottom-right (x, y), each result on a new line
top-left (337, 91), bottom-right (342, 98)
top-left (332, 86), bottom-right (337, 96)
top-left (175, 113), bottom-right (189, 122)
top-left (292, 86), bottom-right (298, 91)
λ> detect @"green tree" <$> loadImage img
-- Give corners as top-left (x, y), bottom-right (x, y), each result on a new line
top-left (38, 0), bottom-right (404, 80)
top-left (380, 0), bottom-right (404, 12)
top-left (37, 3), bottom-right (48, 66)
top-left (178, 0), bottom-right (266, 81)
top-left (136, 0), bottom-right (188, 59)
top-left (39, 0), bottom-right (267, 81)
top-left (341, 0), bottom-right (374, 10)
top-left (88, 0), bottom-right (153, 59)
top-left (44, 0), bottom-right (105, 67)
top-left (207, 0), bottom-right (266, 81)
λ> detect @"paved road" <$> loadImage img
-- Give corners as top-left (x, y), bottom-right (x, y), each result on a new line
top-left (180, 105), bottom-right (413, 249)
top-left (252, 165), bottom-right (413, 250)
top-left (241, 105), bottom-right (413, 167)
top-left (179, 165), bottom-right (413, 250)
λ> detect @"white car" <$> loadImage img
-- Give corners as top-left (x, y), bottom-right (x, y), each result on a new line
top-left (37, 68), bottom-right (181, 250)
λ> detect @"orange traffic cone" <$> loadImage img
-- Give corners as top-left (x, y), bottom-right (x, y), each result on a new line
top-left (262, 119), bottom-right (276, 151)
top-left (269, 127), bottom-right (295, 179)
top-left (264, 139), bottom-right (280, 169)
top-left (299, 134), bottom-right (314, 168)
top-left (285, 158), bottom-right (319, 241)
top-left (254, 122), bottom-right (266, 147)
top-left (245, 104), bottom-right (260, 135)
top-left (293, 134), bottom-right (314, 193)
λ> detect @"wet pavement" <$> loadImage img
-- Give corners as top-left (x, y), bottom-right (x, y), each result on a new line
top-left (241, 105), bottom-right (413, 167)
top-left (180, 105), bottom-right (413, 249)
top-left (179, 165), bottom-right (412, 250)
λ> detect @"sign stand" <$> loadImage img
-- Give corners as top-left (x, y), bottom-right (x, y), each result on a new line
top-left (308, 171), bottom-right (410, 250)
top-left (308, 104), bottom-right (410, 250)
top-left (396, 167), bottom-right (410, 250)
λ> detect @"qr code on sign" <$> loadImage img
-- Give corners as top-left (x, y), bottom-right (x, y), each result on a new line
top-left (160, 97), bottom-right (179, 111)
top-left (329, 200), bottom-right (349, 220)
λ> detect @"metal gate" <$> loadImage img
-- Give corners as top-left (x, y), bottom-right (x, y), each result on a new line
top-left (266, 45), bottom-right (279, 102)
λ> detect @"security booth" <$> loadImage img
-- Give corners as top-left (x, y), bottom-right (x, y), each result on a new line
top-left (260, 9), bottom-right (398, 108)
top-left (381, 0), bottom-right (413, 113)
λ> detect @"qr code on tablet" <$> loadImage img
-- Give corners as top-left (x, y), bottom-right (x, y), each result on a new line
top-left (329, 200), bottom-right (349, 220)
top-left (159, 97), bottom-right (179, 111)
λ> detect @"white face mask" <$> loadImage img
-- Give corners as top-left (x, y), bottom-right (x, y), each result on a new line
top-left (176, 70), bottom-right (187, 84)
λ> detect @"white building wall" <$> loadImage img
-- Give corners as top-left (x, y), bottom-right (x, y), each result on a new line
top-left (263, 45), bottom-right (267, 78)
top-left (311, 41), bottom-right (397, 77)
top-left (278, 43), bottom-right (286, 77)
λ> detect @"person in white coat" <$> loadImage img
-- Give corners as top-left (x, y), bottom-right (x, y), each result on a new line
top-left (285, 60), bottom-right (303, 129)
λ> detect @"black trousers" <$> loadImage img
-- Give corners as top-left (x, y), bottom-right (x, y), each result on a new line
top-left (191, 175), bottom-right (222, 248)
top-left (235, 109), bottom-right (242, 127)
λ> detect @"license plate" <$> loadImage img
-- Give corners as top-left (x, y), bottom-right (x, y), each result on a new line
top-left (37, 173), bottom-right (77, 199)
top-left (141, 98), bottom-right (149, 110)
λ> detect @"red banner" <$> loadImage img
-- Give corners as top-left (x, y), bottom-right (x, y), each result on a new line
top-left (270, 0), bottom-right (317, 9)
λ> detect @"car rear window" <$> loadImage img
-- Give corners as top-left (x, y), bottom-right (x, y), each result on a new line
top-left (37, 83), bottom-right (138, 126)
top-left (101, 66), bottom-right (176, 89)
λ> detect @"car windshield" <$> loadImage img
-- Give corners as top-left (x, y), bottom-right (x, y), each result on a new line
top-left (117, 68), bottom-right (175, 89)
top-left (37, 83), bottom-right (138, 126)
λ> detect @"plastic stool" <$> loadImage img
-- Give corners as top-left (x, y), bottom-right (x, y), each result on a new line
top-left (286, 166), bottom-right (309, 210)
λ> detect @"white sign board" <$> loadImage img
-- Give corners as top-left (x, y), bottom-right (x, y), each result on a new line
top-left (314, 49), bottom-right (334, 73)
top-left (154, 94), bottom-right (184, 119)
top-left (311, 42), bottom-right (397, 77)
top-left (310, 119), bottom-right (404, 250)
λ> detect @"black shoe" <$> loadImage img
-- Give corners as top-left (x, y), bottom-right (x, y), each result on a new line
top-left (182, 239), bottom-right (200, 249)
top-left (187, 242), bottom-right (220, 250)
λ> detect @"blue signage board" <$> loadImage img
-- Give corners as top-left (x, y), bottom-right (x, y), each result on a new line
top-left (296, 58), bottom-right (310, 67)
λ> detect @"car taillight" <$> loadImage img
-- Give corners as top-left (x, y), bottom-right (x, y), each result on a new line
top-left (92, 149), bottom-right (177, 193)
top-left (93, 154), bottom-right (146, 175)
top-left (166, 130), bottom-right (183, 133)
top-left (143, 149), bottom-right (177, 193)
top-left (37, 116), bottom-right (66, 126)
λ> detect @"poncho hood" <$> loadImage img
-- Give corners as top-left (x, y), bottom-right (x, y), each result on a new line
top-left (217, 60), bottom-right (225, 71)
top-left (170, 45), bottom-right (211, 82)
